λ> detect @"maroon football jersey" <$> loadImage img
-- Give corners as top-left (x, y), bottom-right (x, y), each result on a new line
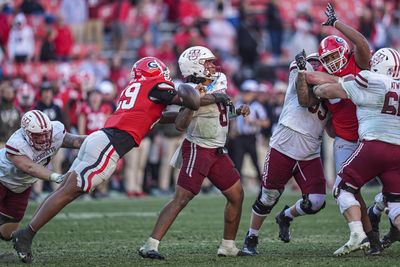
top-left (104, 78), bottom-right (175, 145)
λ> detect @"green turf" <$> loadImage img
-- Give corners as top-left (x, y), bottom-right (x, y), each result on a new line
top-left (0, 187), bottom-right (397, 266)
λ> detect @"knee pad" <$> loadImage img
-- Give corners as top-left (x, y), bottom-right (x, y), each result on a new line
top-left (337, 190), bottom-right (360, 214)
top-left (252, 188), bottom-right (282, 217)
top-left (296, 194), bottom-right (326, 215)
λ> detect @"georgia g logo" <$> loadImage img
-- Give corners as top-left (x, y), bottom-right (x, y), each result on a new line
top-left (336, 37), bottom-right (344, 43)
top-left (147, 61), bottom-right (159, 69)
top-left (187, 49), bottom-right (201, 61)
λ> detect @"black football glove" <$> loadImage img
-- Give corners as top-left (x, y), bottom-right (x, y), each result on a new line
top-left (322, 3), bottom-right (338, 27)
top-left (295, 49), bottom-right (307, 71)
top-left (212, 93), bottom-right (232, 106)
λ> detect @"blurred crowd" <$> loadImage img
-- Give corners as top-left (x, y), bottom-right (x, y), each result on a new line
top-left (0, 0), bottom-right (398, 200)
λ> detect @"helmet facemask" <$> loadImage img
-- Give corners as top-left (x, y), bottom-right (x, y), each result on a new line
top-left (320, 47), bottom-right (348, 74)
top-left (25, 129), bottom-right (53, 151)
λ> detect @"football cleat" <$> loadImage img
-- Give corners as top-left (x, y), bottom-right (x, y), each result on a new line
top-left (138, 248), bottom-right (165, 260)
top-left (365, 231), bottom-right (383, 256)
top-left (242, 232), bottom-right (259, 255)
top-left (217, 245), bottom-right (243, 257)
top-left (12, 229), bottom-right (34, 263)
top-left (333, 232), bottom-right (370, 256)
top-left (367, 206), bottom-right (381, 233)
top-left (275, 205), bottom-right (292, 243)
top-left (381, 225), bottom-right (400, 249)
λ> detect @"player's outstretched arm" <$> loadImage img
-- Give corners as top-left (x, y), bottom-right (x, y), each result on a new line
top-left (62, 132), bottom-right (86, 149)
top-left (313, 82), bottom-right (348, 99)
top-left (175, 108), bottom-right (194, 132)
top-left (322, 3), bottom-right (370, 69)
top-left (6, 153), bottom-right (64, 183)
top-left (295, 50), bottom-right (320, 107)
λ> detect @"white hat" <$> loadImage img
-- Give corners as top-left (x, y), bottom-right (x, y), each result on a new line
top-left (241, 79), bottom-right (259, 92)
top-left (98, 80), bottom-right (114, 95)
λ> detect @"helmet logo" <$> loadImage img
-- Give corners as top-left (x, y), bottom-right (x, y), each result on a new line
top-left (22, 116), bottom-right (31, 128)
top-left (147, 61), bottom-right (159, 68)
top-left (371, 51), bottom-right (386, 66)
top-left (187, 49), bottom-right (201, 61)
top-left (336, 37), bottom-right (344, 43)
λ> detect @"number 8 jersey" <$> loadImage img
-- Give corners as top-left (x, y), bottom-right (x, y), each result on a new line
top-left (104, 78), bottom-right (176, 145)
top-left (342, 70), bottom-right (400, 145)
top-left (186, 73), bottom-right (229, 148)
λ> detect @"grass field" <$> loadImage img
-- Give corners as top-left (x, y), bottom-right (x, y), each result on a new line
top-left (0, 187), bottom-right (398, 266)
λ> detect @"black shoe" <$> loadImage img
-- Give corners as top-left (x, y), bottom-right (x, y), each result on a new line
top-left (365, 231), bottom-right (383, 256)
top-left (381, 226), bottom-right (400, 249)
top-left (138, 249), bottom-right (165, 260)
top-left (275, 205), bottom-right (292, 243)
top-left (242, 232), bottom-right (259, 255)
top-left (12, 229), bottom-right (33, 264)
top-left (368, 206), bottom-right (381, 233)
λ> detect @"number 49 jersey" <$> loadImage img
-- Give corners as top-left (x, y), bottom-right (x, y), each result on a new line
top-left (342, 70), bottom-right (400, 145)
top-left (104, 78), bottom-right (175, 145)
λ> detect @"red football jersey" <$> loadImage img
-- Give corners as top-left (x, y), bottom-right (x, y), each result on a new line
top-left (104, 78), bottom-right (175, 145)
top-left (322, 54), bottom-right (362, 142)
top-left (81, 103), bottom-right (113, 135)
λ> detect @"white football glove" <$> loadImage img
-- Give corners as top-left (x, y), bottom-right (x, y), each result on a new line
top-left (49, 173), bottom-right (65, 184)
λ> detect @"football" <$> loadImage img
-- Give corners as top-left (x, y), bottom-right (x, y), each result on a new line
top-left (177, 83), bottom-right (200, 110)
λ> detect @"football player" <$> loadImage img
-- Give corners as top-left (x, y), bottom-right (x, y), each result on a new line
top-left (0, 110), bottom-right (85, 245)
top-left (295, 3), bottom-right (382, 255)
top-left (241, 51), bottom-right (329, 255)
top-left (313, 47), bottom-right (400, 256)
top-left (139, 46), bottom-right (250, 259)
top-left (12, 57), bottom-right (200, 263)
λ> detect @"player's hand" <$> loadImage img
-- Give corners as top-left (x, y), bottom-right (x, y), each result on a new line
top-left (322, 3), bottom-right (338, 27)
top-left (295, 50), bottom-right (307, 71)
top-left (49, 172), bottom-right (66, 184)
top-left (212, 93), bottom-right (232, 106)
top-left (236, 104), bottom-right (250, 117)
top-left (195, 83), bottom-right (206, 97)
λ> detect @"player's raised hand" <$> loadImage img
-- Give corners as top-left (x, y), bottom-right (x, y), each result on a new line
top-left (236, 104), bottom-right (251, 117)
top-left (212, 93), bottom-right (232, 106)
top-left (295, 50), bottom-right (307, 71)
top-left (322, 3), bottom-right (338, 27)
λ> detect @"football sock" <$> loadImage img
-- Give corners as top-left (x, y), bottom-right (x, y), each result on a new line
top-left (248, 228), bottom-right (259, 236)
top-left (348, 221), bottom-right (363, 234)
top-left (373, 206), bottom-right (383, 216)
top-left (284, 208), bottom-right (294, 219)
top-left (221, 239), bottom-right (235, 248)
top-left (147, 237), bottom-right (160, 251)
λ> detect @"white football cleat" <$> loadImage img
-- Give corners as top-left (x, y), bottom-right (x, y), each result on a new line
top-left (217, 244), bottom-right (241, 257)
top-left (333, 232), bottom-right (370, 256)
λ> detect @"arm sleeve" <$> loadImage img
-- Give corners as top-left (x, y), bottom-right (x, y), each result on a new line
top-left (148, 82), bottom-right (177, 105)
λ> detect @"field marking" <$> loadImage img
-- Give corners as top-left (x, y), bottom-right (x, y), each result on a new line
top-left (26, 211), bottom-right (158, 220)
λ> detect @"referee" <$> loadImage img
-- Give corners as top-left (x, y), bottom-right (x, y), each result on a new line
top-left (233, 80), bottom-right (270, 181)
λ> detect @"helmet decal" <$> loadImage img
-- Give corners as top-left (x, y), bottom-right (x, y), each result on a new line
top-left (187, 49), bottom-right (201, 61)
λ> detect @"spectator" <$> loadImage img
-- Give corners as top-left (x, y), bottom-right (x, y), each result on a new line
top-left (98, 80), bottom-right (117, 111)
top-left (109, 0), bottom-right (130, 52)
top-left (7, 13), bottom-right (34, 63)
top-left (265, 0), bottom-right (284, 59)
top-left (19, 0), bottom-right (44, 15)
top-left (79, 51), bottom-right (110, 87)
top-left (0, 80), bottom-right (21, 148)
top-left (85, 0), bottom-right (105, 50)
top-left (15, 82), bottom-right (36, 114)
top-left (54, 16), bottom-right (74, 61)
top-left (60, 0), bottom-right (88, 44)
top-left (237, 12), bottom-right (259, 71)
top-left (40, 28), bottom-right (56, 62)
top-left (287, 18), bottom-right (318, 61)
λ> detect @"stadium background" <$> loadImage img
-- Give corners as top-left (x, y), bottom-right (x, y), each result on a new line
top-left (0, 0), bottom-right (399, 265)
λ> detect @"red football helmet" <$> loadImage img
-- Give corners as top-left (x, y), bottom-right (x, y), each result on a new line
top-left (131, 57), bottom-right (171, 81)
top-left (318, 35), bottom-right (350, 75)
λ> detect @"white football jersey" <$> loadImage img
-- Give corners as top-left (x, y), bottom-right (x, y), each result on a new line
top-left (342, 70), bottom-right (400, 145)
top-left (0, 121), bottom-right (66, 193)
top-left (270, 62), bottom-right (329, 160)
top-left (185, 73), bottom-right (229, 148)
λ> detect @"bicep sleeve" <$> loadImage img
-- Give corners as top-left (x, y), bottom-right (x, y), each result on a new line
top-left (148, 82), bottom-right (178, 105)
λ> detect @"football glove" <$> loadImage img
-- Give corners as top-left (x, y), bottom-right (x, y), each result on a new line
top-left (50, 173), bottom-right (65, 184)
top-left (295, 50), bottom-right (307, 71)
top-left (212, 93), bottom-right (232, 106)
top-left (322, 3), bottom-right (338, 27)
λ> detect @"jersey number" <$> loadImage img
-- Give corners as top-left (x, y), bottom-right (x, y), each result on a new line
top-left (217, 103), bottom-right (228, 126)
top-left (308, 102), bottom-right (328, 120)
top-left (381, 91), bottom-right (400, 115)
top-left (116, 83), bottom-right (141, 110)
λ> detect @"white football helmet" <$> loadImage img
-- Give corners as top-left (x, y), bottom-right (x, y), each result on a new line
top-left (178, 46), bottom-right (218, 80)
top-left (21, 110), bottom-right (53, 151)
top-left (370, 48), bottom-right (400, 79)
